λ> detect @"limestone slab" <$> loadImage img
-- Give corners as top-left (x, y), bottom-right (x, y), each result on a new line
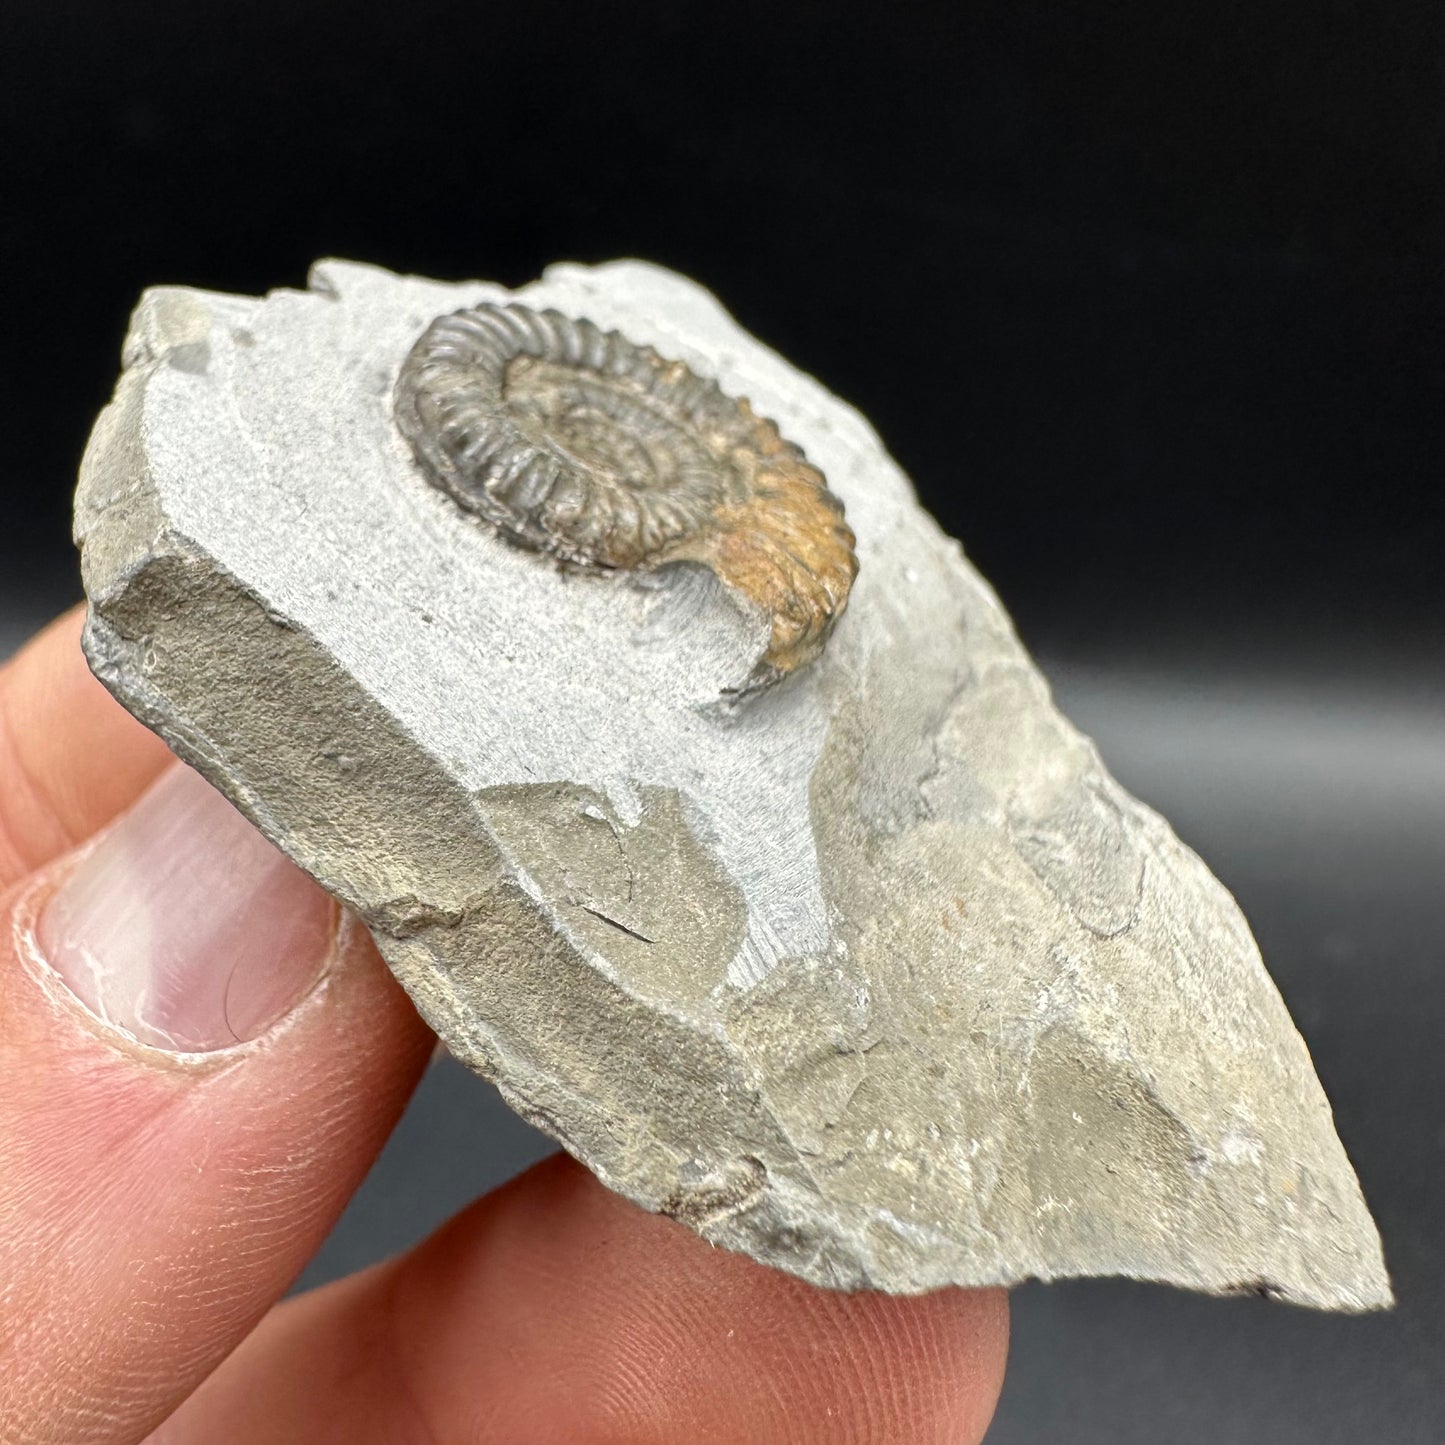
top-left (73, 259), bottom-right (1391, 1309)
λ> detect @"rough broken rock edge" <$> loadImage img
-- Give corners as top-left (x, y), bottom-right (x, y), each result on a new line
top-left (73, 258), bottom-right (1392, 1312)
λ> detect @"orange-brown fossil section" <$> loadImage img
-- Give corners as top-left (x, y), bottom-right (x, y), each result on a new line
top-left (660, 410), bottom-right (858, 677)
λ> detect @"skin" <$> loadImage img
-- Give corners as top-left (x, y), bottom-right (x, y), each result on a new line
top-left (0, 609), bottom-right (1009, 1445)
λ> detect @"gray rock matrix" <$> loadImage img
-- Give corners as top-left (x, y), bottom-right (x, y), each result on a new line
top-left (74, 259), bottom-right (1390, 1310)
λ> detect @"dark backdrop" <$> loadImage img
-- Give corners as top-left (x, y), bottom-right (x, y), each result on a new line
top-left (3, 3), bottom-right (1441, 1440)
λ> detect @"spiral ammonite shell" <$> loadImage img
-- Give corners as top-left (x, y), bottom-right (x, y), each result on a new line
top-left (393, 302), bottom-right (858, 680)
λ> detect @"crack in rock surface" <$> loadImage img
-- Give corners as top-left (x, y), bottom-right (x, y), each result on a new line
top-left (73, 259), bottom-right (1390, 1310)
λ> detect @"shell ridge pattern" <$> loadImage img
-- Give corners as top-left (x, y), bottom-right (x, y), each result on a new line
top-left (394, 302), bottom-right (859, 679)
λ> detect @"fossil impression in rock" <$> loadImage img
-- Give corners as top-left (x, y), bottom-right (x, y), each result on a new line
top-left (394, 302), bottom-right (857, 682)
top-left (74, 259), bottom-right (1391, 1312)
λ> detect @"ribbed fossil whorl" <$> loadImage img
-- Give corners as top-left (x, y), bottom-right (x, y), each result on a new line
top-left (393, 302), bottom-right (858, 679)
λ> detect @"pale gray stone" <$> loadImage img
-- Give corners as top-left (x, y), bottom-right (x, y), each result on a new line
top-left (73, 259), bottom-right (1391, 1310)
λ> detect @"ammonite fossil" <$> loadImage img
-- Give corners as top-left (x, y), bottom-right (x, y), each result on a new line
top-left (393, 302), bottom-right (858, 680)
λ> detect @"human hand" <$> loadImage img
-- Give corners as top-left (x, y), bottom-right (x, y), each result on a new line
top-left (0, 610), bottom-right (1009, 1444)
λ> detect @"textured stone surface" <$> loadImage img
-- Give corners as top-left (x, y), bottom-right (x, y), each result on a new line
top-left (73, 259), bottom-right (1390, 1310)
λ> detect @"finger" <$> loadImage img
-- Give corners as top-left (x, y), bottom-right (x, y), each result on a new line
top-left (0, 607), bottom-right (172, 889)
top-left (150, 1156), bottom-right (1009, 1445)
top-left (0, 763), bottom-right (436, 1445)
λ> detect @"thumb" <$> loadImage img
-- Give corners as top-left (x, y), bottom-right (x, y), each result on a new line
top-left (1, 762), bottom-right (434, 1444)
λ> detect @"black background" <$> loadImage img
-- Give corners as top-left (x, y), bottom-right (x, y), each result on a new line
top-left (2, 2), bottom-right (1441, 1440)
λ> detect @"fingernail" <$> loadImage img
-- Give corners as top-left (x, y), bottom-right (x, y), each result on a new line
top-left (37, 763), bottom-right (337, 1052)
